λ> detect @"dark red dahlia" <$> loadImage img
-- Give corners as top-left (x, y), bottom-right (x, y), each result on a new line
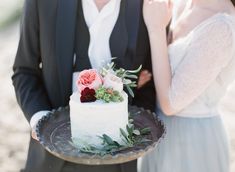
top-left (80, 87), bottom-right (97, 103)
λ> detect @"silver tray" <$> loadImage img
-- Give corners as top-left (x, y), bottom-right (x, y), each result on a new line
top-left (36, 106), bottom-right (165, 165)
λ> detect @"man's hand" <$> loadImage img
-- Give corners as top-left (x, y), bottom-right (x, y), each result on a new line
top-left (138, 70), bottom-right (152, 89)
top-left (30, 110), bottom-right (50, 141)
top-left (31, 127), bottom-right (39, 141)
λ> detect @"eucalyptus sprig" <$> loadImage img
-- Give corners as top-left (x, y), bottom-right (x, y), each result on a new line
top-left (73, 118), bottom-right (151, 156)
top-left (120, 119), bottom-right (151, 146)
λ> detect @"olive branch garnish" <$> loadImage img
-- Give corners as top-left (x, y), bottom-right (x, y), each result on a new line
top-left (71, 118), bottom-right (151, 156)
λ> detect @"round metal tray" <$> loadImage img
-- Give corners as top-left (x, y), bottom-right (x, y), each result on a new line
top-left (36, 106), bottom-right (165, 165)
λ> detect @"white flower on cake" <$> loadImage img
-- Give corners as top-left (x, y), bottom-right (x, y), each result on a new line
top-left (103, 72), bottom-right (123, 93)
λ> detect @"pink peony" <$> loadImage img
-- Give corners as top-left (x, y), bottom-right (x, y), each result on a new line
top-left (103, 73), bottom-right (123, 93)
top-left (77, 69), bottom-right (103, 93)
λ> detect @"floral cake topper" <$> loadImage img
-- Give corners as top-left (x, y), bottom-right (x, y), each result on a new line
top-left (77, 62), bottom-right (142, 103)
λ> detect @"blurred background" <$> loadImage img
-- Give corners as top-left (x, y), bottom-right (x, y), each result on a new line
top-left (0, 0), bottom-right (234, 172)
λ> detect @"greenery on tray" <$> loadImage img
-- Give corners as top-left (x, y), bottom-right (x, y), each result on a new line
top-left (95, 87), bottom-right (124, 103)
top-left (72, 119), bottom-right (151, 156)
top-left (100, 62), bottom-right (142, 98)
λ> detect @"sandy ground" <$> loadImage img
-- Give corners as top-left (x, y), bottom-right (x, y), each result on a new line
top-left (0, 23), bottom-right (30, 172)
top-left (0, 11), bottom-right (235, 172)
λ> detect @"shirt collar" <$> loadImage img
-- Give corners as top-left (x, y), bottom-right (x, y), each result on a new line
top-left (83, 0), bottom-right (120, 14)
top-left (82, 0), bottom-right (121, 28)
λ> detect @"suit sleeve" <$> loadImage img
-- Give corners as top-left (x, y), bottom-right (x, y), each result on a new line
top-left (12, 0), bottom-right (52, 123)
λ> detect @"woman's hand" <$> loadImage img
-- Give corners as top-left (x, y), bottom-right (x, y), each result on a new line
top-left (143, 0), bottom-right (173, 33)
top-left (143, 0), bottom-right (175, 115)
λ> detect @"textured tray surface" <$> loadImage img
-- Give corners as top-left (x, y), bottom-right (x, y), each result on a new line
top-left (36, 106), bottom-right (165, 165)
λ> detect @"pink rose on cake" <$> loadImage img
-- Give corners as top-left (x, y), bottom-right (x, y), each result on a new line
top-left (103, 73), bottom-right (123, 92)
top-left (77, 69), bottom-right (103, 92)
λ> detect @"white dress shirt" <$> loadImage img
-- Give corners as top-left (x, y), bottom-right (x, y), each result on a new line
top-left (30, 0), bottom-right (121, 129)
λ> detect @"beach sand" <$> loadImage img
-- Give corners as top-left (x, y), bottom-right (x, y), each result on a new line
top-left (0, 18), bottom-right (235, 172)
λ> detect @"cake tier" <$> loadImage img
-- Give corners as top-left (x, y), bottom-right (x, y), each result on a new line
top-left (70, 92), bottom-right (129, 147)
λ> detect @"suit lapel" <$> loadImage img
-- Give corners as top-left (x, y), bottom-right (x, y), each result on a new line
top-left (74, 0), bottom-right (92, 71)
top-left (55, 0), bottom-right (78, 105)
top-left (110, 0), bottom-right (128, 67)
top-left (110, 0), bottom-right (142, 68)
top-left (125, 0), bottom-right (142, 59)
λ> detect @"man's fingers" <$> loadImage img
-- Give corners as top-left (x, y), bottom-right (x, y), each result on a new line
top-left (140, 70), bottom-right (152, 78)
top-left (140, 70), bottom-right (151, 75)
top-left (138, 70), bottom-right (152, 88)
top-left (142, 75), bottom-right (152, 82)
top-left (31, 130), bottom-right (39, 141)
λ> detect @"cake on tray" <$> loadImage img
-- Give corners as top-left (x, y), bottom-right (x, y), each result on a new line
top-left (69, 63), bottom-right (141, 147)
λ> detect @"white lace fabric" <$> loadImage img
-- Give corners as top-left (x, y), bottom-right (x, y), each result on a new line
top-left (167, 13), bottom-right (235, 117)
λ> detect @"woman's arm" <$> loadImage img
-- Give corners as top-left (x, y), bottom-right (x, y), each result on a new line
top-left (143, 0), bottom-right (174, 115)
top-left (143, 0), bottom-right (234, 116)
top-left (148, 28), bottom-right (174, 115)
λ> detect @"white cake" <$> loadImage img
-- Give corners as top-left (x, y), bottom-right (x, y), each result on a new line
top-left (70, 91), bottom-right (129, 146)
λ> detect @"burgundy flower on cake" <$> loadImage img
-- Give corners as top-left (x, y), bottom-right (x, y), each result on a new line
top-left (77, 69), bottom-right (103, 93)
top-left (80, 87), bottom-right (97, 102)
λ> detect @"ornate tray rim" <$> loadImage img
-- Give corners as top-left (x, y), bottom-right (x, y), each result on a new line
top-left (36, 106), bottom-right (166, 165)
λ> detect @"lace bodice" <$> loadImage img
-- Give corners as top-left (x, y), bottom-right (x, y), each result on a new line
top-left (166, 13), bottom-right (235, 118)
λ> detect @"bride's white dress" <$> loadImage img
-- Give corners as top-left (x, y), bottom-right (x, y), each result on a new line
top-left (138, 13), bottom-right (235, 172)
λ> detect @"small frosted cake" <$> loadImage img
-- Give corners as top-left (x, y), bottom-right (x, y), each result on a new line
top-left (70, 92), bottom-right (128, 146)
top-left (69, 63), bottom-right (141, 147)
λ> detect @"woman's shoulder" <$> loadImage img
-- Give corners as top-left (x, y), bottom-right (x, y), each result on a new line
top-left (214, 13), bottom-right (235, 24)
top-left (194, 13), bottom-right (235, 40)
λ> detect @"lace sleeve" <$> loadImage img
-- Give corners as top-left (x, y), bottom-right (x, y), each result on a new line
top-left (169, 18), bottom-right (234, 112)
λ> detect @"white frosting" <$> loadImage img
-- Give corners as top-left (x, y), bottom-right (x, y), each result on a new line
top-left (69, 92), bottom-right (129, 146)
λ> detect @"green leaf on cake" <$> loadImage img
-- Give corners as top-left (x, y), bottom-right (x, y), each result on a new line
top-left (126, 85), bottom-right (135, 98)
top-left (133, 130), bottom-right (141, 136)
top-left (120, 128), bottom-right (129, 140)
top-left (102, 134), bottom-right (115, 145)
top-left (100, 63), bottom-right (142, 98)
top-left (126, 123), bottom-right (134, 137)
top-left (123, 74), bottom-right (138, 79)
top-left (140, 127), bottom-right (151, 135)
